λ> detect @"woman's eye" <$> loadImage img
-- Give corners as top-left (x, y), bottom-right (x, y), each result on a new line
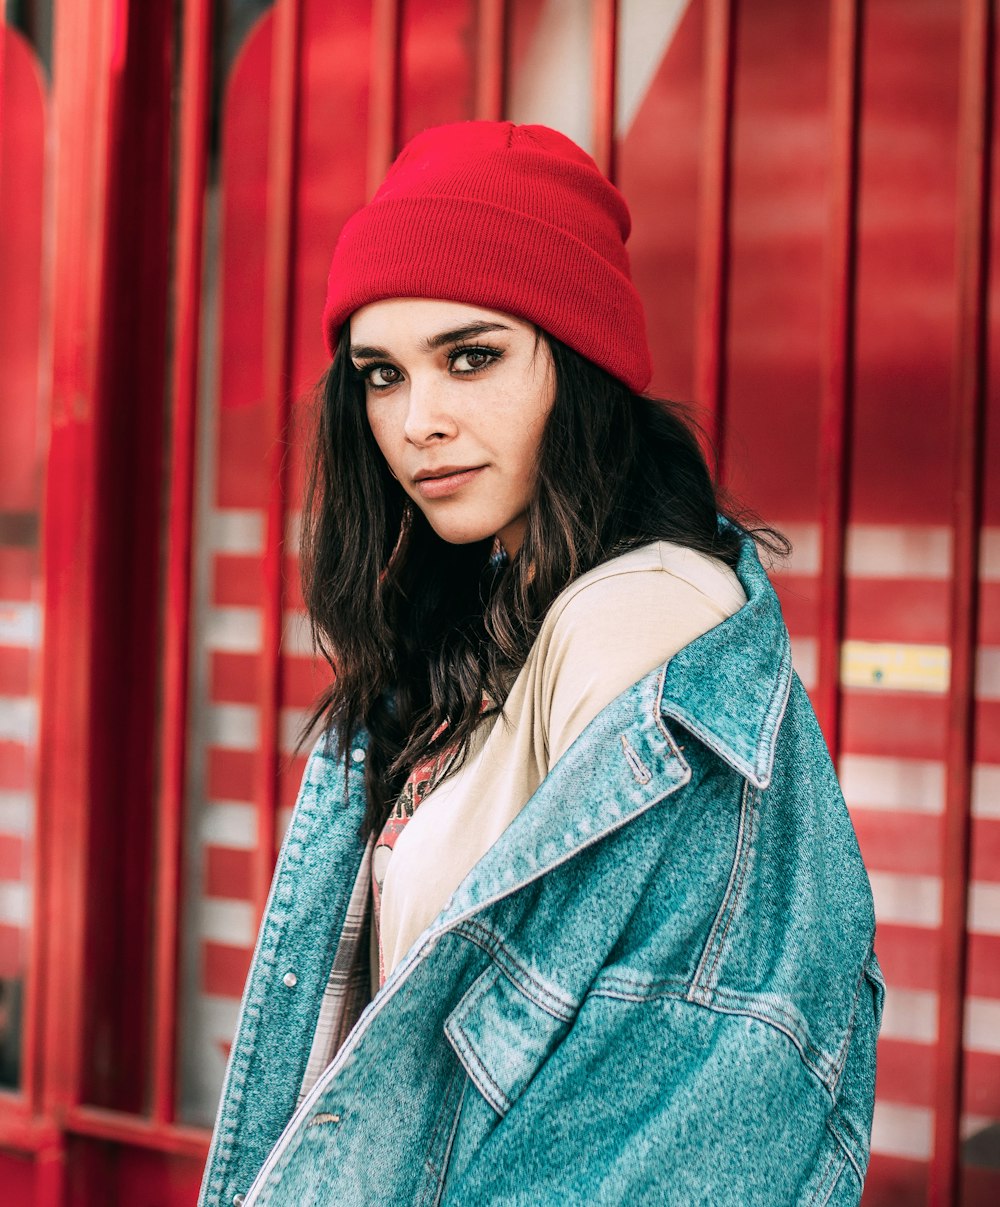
top-left (363, 364), bottom-right (402, 389)
top-left (449, 347), bottom-right (499, 374)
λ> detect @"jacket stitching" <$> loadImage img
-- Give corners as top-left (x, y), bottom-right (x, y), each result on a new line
top-left (652, 666), bottom-right (685, 758)
top-left (590, 971), bottom-right (691, 996)
top-left (444, 965), bottom-right (514, 1115)
top-left (806, 1145), bottom-right (837, 1207)
top-left (687, 779), bottom-right (755, 1002)
top-left (827, 1113), bottom-right (865, 1184)
top-left (452, 918), bottom-right (577, 1020)
top-left (705, 984), bottom-right (836, 1086)
top-left (428, 1077), bottom-right (467, 1207)
top-left (421, 1068), bottom-right (455, 1183)
top-left (588, 985), bottom-right (838, 1095)
top-left (421, 1062), bottom-right (465, 1199)
top-left (829, 957), bottom-right (868, 1091)
top-left (448, 1022), bottom-right (511, 1116)
top-left (807, 1143), bottom-right (847, 1207)
top-left (661, 704), bottom-right (758, 782)
top-left (817, 1153), bottom-right (848, 1207)
top-left (620, 733), bottom-right (652, 784)
top-left (455, 961), bottom-right (501, 1020)
top-left (756, 638), bottom-right (793, 777)
top-left (702, 787), bottom-right (758, 991)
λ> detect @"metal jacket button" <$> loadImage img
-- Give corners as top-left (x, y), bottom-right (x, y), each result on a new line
top-left (233, 1195), bottom-right (245, 1205)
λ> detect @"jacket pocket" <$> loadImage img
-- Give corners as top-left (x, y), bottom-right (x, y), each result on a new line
top-left (443, 961), bottom-right (575, 1117)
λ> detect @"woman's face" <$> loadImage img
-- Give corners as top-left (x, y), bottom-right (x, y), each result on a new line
top-left (351, 298), bottom-right (556, 556)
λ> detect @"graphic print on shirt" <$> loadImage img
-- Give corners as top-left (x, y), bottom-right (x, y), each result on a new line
top-left (371, 730), bottom-right (455, 987)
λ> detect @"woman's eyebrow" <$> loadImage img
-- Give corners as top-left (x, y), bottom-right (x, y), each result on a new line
top-left (350, 321), bottom-right (513, 362)
top-left (349, 343), bottom-right (391, 360)
top-left (421, 321), bottom-right (512, 350)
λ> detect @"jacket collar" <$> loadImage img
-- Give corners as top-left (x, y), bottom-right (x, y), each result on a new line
top-left (436, 531), bottom-right (792, 927)
top-left (658, 530), bottom-right (793, 792)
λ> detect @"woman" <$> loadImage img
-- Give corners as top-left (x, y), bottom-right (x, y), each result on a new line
top-left (199, 122), bottom-right (883, 1207)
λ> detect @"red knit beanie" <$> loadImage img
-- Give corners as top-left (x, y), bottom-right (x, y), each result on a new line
top-left (322, 121), bottom-right (652, 393)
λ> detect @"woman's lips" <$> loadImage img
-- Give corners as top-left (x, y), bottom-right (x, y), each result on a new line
top-left (413, 466), bottom-right (485, 499)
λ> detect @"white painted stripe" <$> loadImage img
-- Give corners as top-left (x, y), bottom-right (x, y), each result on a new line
top-left (760, 523), bottom-right (1000, 581)
top-left (508, 0), bottom-right (595, 152)
top-left (870, 871), bottom-right (941, 928)
top-left (617, 0), bottom-right (690, 135)
top-left (199, 898), bottom-right (255, 947)
top-left (972, 764), bottom-right (1000, 819)
top-left (208, 509), bottom-right (264, 555)
top-left (200, 802), bottom-right (257, 850)
top-left (0, 696), bottom-right (37, 744)
top-left (790, 636), bottom-right (817, 690)
top-left (204, 605), bottom-right (326, 657)
top-left (0, 791), bottom-right (33, 837)
top-left (178, 994), bottom-right (245, 1124)
top-left (0, 601), bottom-right (41, 649)
top-left (871, 1101), bottom-right (933, 1161)
top-left (982, 528), bottom-right (1000, 580)
top-left (204, 607), bottom-right (261, 654)
top-left (969, 881), bottom-right (1000, 936)
top-left (846, 524), bottom-right (951, 580)
top-left (977, 648), bottom-right (1000, 701)
top-left (200, 993), bottom-right (244, 1035)
top-left (965, 997), bottom-right (1000, 1055)
top-left (277, 806), bottom-right (294, 846)
top-left (0, 880), bottom-right (30, 927)
top-left (206, 704), bottom-right (259, 752)
top-left (280, 707), bottom-right (311, 756)
top-left (961, 1113), bottom-right (995, 1141)
top-left (840, 754), bottom-right (945, 815)
top-left (769, 523), bottom-right (820, 577)
top-left (881, 987), bottom-right (937, 1044)
top-left (282, 610), bottom-right (313, 657)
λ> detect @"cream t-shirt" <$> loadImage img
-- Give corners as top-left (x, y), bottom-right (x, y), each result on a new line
top-left (376, 540), bottom-right (747, 981)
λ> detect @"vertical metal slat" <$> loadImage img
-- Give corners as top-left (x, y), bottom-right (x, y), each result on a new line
top-left (474, 0), bottom-right (507, 122)
top-left (255, 0), bottom-right (304, 922)
top-left (149, 0), bottom-right (214, 1128)
top-left (32, 0), bottom-right (119, 1199)
top-left (591, 0), bottom-right (618, 181)
top-left (932, 0), bottom-right (994, 1200)
top-left (38, 0), bottom-right (116, 1113)
top-left (817, 0), bottom-right (863, 759)
top-left (694, 0), bottom-right (736, 462)
top-left (368, 0), bottom-right (401, 196)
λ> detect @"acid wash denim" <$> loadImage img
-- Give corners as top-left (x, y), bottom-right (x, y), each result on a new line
top-left (198, 533), bottom-right (884, 1207)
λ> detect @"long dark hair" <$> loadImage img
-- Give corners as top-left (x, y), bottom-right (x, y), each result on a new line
top-left (300, 325), bottom-right (787, 838)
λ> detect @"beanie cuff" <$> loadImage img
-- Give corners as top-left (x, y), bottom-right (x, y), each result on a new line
top-left (323, 195), bottom-right (652, 393)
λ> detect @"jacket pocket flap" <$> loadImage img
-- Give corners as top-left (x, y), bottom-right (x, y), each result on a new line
top-left (444, 963), bottom-right (573, 1117)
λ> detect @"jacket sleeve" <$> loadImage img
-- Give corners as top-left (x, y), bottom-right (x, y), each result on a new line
top-left (439, 968), bottom-right (880, 1207)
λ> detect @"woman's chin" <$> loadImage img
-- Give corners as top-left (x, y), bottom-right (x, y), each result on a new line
top-left (428, 524), bottom-right (497, 547)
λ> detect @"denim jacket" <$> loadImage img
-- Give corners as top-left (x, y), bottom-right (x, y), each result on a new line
top-left (198, 534), bottom-right (884, 1206)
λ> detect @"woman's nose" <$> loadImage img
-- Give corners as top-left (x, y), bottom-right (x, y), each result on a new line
top-left (403, 375), bottom-right (458, 444)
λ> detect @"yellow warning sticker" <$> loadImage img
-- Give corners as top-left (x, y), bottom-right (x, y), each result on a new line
top-left (840, 641), bottom-right (950, 694)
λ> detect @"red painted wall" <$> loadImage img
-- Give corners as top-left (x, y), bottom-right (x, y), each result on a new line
top-left (0, 1), bottom-right (996, 1202)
